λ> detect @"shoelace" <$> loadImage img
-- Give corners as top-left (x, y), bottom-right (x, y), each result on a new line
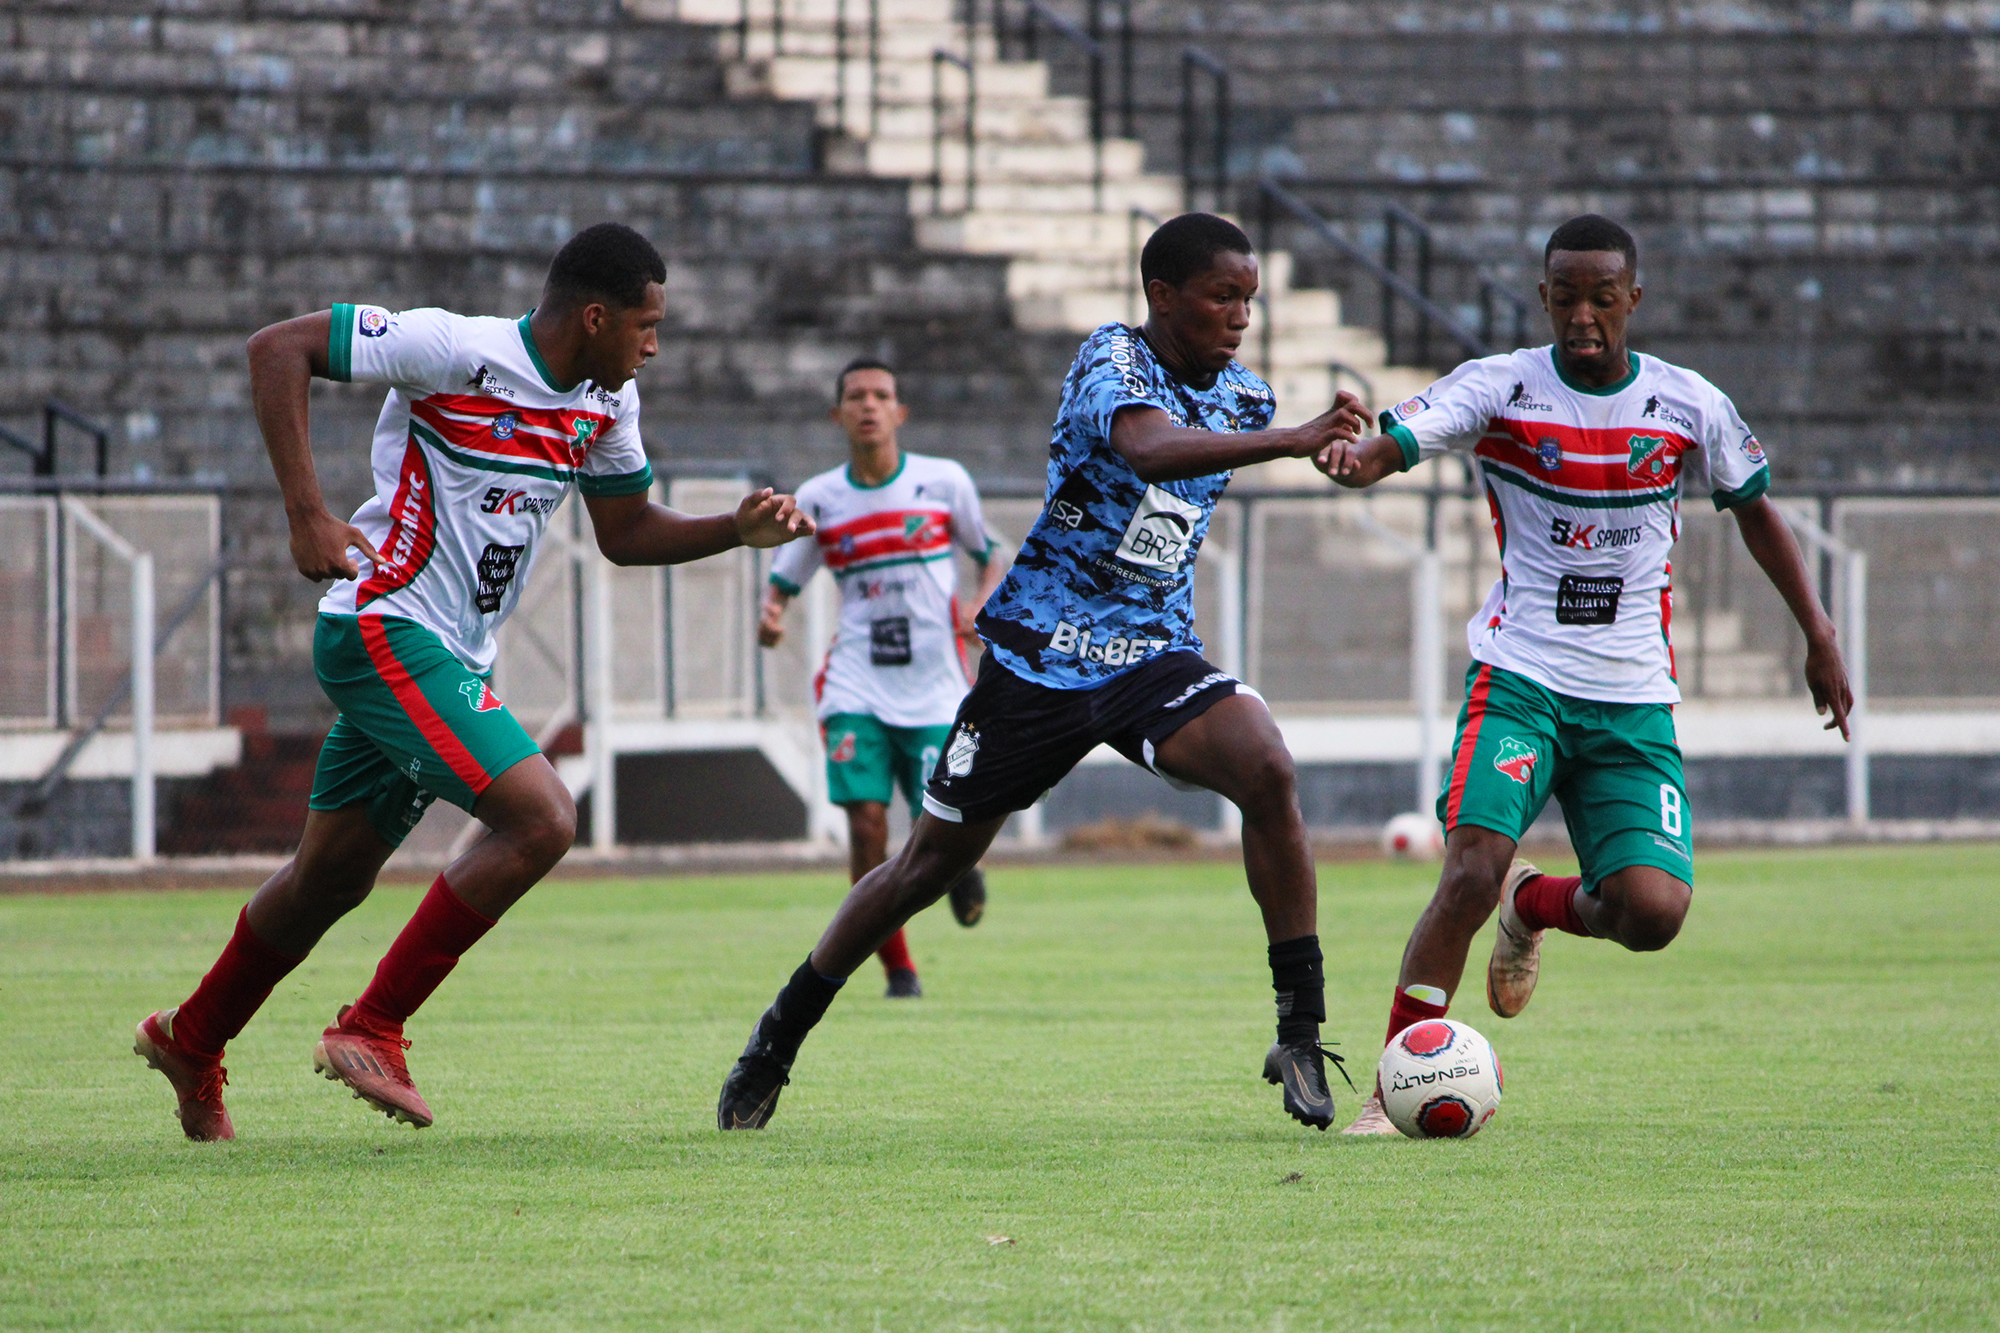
top-left (1296, 1041), bottom-right (1357, 1092)
top-left (193, 1064), bottom-right (229, 1104)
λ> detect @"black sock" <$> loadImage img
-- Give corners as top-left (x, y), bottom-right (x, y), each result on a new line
top-left (755, 957), bottom-right (847, 1066)
top-left (1269, 934), bottom-right (1325, 1047)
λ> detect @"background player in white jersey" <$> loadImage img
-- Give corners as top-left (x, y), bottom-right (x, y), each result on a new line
top-left (133, 224), bottom-right (813, 1140)
top-left (757, 359), bottom-right (1006, 997)
top-left (1315, 214), bottom-right (1854, 1134)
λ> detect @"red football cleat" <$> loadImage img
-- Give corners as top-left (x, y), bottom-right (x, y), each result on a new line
top-left (134, 1007), bottom-right (234, 1142)
top-left (312, 1005), bottom-right (434, 1128)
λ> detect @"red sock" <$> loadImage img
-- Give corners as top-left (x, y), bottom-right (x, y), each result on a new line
top-left (1386, 986), bottom-right (1449, 1050)
top-left (173, 907), bottom-right (304, 1059)
top-left (1514, 873), bottom-right (1591, 936)
top-left (876, 928), bottom-right (915, 975)
top-left (349, 876), bottom-right (496, 1035)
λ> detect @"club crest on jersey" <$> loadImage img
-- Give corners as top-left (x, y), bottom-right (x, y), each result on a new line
top-left (459, 680), bottom-right (504, 713)
top-left (1536, 437), bottom-right (1562, 471)
top-left (944, 724), bottom-right (980, 778)
top-left (358, 307), bottom-right (389, 338)
top-left (491, 411), bottom-right (517, 440)
top-left (1493, 736), bottom-right (1538, 784)
top-left (568, 418), bottom-right (599, 463)
top-left (903, 514), bottom-right (927, 538)
top-left (1627, 434), bottom-right (1674, 480)
top-left (827, 730), bottom-right (857, 763)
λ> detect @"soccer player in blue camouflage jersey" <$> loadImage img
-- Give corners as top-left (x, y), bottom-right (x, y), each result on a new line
top-left (719, 214), bottom-right (1372, 1133)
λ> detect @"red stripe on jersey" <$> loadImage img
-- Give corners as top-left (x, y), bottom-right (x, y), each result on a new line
top-left (421, 393), bottom-right (612, 436)
top-left (357, 616), bottom-right (491, 793)
top-left (819, 509), bottom-right (953, 570)
top-left (357, 439), bottom-right (438, 607)
top-left (1445, 664), bottom-right (1494, 831)
top-left (409, 400), bottom-right (584, 467)
top-left (1661, 563), bottom-right (1676, 681)
top-left (1478, 418), bottom-right (1693, 493)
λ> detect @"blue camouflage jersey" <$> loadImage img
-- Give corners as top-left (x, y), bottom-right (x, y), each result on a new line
top-left (976, 322), bottom-right (1275, 688)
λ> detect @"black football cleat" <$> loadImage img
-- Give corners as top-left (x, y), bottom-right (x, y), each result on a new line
top-left (717, 1020), bottom-right (792, 1131)
top-left (885, 967), bottom-right (923, 999)
top-left (948, 866), bottom-right (987, 927)
top-left (1262, 1039), bottom-right (1354, 1131)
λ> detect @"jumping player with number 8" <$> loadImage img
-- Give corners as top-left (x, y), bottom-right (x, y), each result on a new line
top-left (1315, 216), bottom-right (1855, 1134)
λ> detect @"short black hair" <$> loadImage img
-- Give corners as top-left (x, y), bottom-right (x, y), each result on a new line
top-left (834, 357), bottom-right (897, 403)
top-left (1140, 212), bottom-right (1254, 290)
top-left (543, 223), bottom-right (666, 311)
top-left (1544, 214), bottom-right (1638, 275)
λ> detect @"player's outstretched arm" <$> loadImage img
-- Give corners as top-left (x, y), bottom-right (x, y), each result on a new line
top-left (246, 310), bottom-right (384, 581)
top-left (584, 487), bottom-right (815, 568)
top-left (1314, 433), bottom-right (1412, 490)
top-left (1109, 393), bottom-right (1366, 483)
top-left (1731, 496), bottom-right (1853, 738)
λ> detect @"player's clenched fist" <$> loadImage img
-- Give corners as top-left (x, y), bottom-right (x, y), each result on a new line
top-left (735, 487), bottom-right (816, 548)
top-left (289, 507), bottom-right (383, 581)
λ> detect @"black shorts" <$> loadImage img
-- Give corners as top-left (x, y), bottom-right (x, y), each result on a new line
top-left (922, 649), bottom-right (1252, 825)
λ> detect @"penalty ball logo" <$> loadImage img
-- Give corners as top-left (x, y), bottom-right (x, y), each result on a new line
top-left (1493, 736), bottom-right (1538, 785)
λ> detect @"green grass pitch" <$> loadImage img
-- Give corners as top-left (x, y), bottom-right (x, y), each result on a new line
top-left (2, 844), bottom-right (1995, 1331)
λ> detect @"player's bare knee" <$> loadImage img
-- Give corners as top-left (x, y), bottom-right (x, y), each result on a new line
top-left (1233, 743), bottom-right (1298, 820)
top-left (1435, 858), bottom-right (1504, 923)
top-left (513, 791), bottom-right (576, 870)
top-left (1622, 886), bottom-right (1690, 952)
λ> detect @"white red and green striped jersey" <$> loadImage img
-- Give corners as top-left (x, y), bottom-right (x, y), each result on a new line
top-left (768, 453), bottom-right (993, 727)
top-left (1385, 347), bottom-right (1771, 704)
top-left (316, 304), bottom-right (654, 673)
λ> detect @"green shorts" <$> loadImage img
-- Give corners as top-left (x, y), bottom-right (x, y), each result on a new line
top-left (1436, 661), bottom-right (1694, 893)
top-left (309, 613), bottom-right (543, 847)
top-left (822, 713), bottom-right (952, 820)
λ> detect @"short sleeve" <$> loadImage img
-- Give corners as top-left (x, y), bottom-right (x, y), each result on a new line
top-left (1378, 355), bottom-right (1514, 471)
top-left (577, 392), bottom-right (654, 498)
top-left (1700, 388), bottom-right (1772, 510)
top-left (945, 463), bottom-right (994, 563)
top-left (328, 304), bottom-right (459, 393)
top-left (768, 481), bottom-right (825, 594)
top-left (1074, 326), bottom-right (1179, 442)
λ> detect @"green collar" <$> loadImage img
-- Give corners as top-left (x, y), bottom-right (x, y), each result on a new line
top-left (517, 311), bottom-right (575, 393)
top-left (1550, 345), bottom-right (1639, 396)
top-left (846, 452), bottom-right (906, 490)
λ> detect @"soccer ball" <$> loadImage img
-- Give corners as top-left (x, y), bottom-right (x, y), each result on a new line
top-left (1378, 1018), bottom-right (1503, 1139)
top-left (1381, 811), bottom-right (1444, 860)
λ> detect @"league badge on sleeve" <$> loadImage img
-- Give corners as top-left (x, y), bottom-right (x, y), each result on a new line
top-left (1741, 433), bottom-right (1766, 465)
top-left (358, 307), bottom-right (390, 338)
top-left (1390, 394), bottom-right (1430, 422)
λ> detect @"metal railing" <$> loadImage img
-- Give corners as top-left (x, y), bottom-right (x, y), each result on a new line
top-left (930, 48), bottom-right (978, 213)
top-left (1258, 179), bottom-right (1495, 364)
top-left (1012, 0), bottom-right (1105, 208)
top-left (1179, 46), bottom-right (1229, 214)
top-left (0, 401), bottom-right (111, 480)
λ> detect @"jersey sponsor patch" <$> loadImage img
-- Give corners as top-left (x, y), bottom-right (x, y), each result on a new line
top-left (1493, 736), bottom-right (1538, 784)
top-left (1555, 574), bottom-right (1624, 625)
top-left (869, 616), bottom-right (912, 667)
top-left (1549, 517), bottom-right (1642, 551)
top-left (474, 542), bottom-right (525, 614)
top-left (1113, 484), bottom-right (1203, 572)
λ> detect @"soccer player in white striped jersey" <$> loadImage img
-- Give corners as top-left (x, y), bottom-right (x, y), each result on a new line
top-left (1315, 214), bottom-right (1854, 1134)
top-left (758, 360), bottom-right (1007, 997)
top-left (134, 224), bottom-right (813, 1139)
